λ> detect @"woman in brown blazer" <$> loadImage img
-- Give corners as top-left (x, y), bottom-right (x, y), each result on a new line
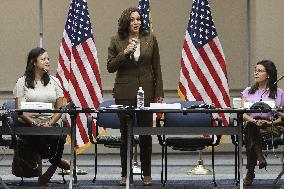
top-left (107, 7), bottom-right (164, 186)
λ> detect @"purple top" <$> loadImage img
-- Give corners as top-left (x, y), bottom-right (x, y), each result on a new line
top-left (241, 87), bottom-right (284, 119)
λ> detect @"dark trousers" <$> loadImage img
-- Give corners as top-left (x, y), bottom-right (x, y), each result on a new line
top-left (115, 99), bottom-right (153, 177)
top-left (23, 134), bottom-right (66, 166)
top-left (244, 122), bottom-right (262, 170)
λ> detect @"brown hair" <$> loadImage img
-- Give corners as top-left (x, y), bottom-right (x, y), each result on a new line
top-left (117, 7), bottom-right (148, 39)
top-left (249, 60), bottom-right (278, 99)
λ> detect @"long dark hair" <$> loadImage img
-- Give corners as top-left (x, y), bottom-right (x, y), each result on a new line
top-left (117, 7), bottom-right (148, 39)
top-left (25, 47), bottom-right (50, 89)
top-left (249, 60), bottom-right (278, 99)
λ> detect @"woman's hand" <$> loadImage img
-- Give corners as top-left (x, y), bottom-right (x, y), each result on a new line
top-left (254, 120), bottom-right (272, 128)
top-left (40, 122), bottom-right (52, 128)
top-left (123, 39), bottom-right (137, 55)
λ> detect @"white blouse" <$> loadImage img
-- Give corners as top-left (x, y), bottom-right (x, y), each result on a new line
top-left (133, 38), bottom-right (140, 62)
top-left (13, 75), bottom-right (64, 122)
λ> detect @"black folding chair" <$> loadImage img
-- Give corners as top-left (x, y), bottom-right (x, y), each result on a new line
top-left (156, 101), bottom-right (221, 186)
top-left (87, 99), bottom-right (140, 182)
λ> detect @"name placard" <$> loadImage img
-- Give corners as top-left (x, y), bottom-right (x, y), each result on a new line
top-left (21, 102), bottom-right (53, 110)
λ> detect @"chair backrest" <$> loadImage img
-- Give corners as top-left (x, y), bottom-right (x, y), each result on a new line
top-left (2, 100), bottom-right (20, 127)
top-left (164, 101), bottom-right (212, 127)
top-left (97, 99), bottom-right (120, 129)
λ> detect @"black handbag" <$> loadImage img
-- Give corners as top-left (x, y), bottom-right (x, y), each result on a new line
top-left (12, 144), bottom-right (42, 178)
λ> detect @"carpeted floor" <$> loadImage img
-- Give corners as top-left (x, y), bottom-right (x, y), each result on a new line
top-left (1, 152), bottom-right (284, 189)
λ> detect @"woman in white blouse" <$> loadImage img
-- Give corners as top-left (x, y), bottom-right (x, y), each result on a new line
top-left (13, 47), bottom-right (69, 185)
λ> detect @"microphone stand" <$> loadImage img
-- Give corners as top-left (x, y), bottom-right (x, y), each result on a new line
top-left (45, 70), bottom-right (78, 187)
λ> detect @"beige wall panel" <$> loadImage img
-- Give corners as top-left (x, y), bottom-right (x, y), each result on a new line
top-left (0, 0), bottom-right (38, 91)
top-left (0, 0), bottom-right (247, 99)
top-left (251, 0), bottom-right (284, 89)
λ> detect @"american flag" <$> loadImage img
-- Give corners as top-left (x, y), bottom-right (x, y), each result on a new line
top-left (56, 0), bottom-right (103, 151)
top-left (138, 0), bottom-right (152, 32)
top-left (178, 0), bottom-right (230, 125)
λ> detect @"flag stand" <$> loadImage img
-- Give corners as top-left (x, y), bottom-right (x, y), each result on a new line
top-left (187, 150), bottom-right (212, 175)
top-left (38, 0), bottom-right (43, 48)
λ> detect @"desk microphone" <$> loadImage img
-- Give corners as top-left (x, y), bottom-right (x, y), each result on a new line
top-left (42, 68), bottom-right (74, 109)
top-left (260, 75), bottom-right (284, 101)
top-left (42, 68), bottom-right (65, 94)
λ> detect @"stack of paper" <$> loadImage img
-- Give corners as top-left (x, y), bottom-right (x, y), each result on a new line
top-left (149, 103), bottom-right (181, 110)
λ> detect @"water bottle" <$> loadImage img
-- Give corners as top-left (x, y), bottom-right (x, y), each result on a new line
top-left (136, 86), bottom-right (144, 109)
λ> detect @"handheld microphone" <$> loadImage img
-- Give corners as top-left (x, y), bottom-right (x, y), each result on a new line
top-left (260, 75), bottom-right (284, 101)
top-left (42, 68), bottom-right (48, 73)
top-left (129, 38), bottom-right (138, 60)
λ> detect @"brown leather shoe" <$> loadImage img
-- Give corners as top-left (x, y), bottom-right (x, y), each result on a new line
top-left (119, 176), bottom-right (126, 186)
top-left (58, 159), bottom-right (70, 170)
top-left (254, 145), bottom-right (267, 169)
top-left (243, 170), bottom-right (255, 186)
top-left (38, 165), bottom-right (57, 185)
top-left (258, 159), bottom-right (267, 170)
top-left (143, 176), bottom-right (152, 186)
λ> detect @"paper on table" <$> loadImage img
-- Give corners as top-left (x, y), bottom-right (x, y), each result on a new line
top-left (149, 103), bottom-right (181, 109)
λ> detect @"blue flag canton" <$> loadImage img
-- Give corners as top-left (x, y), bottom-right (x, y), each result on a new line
top-left (188, 0), bottom-right (217, 49)
top-left (138, 0), bottom-right (150, 31)
top-left (65, 0), bottom-right (93, 47)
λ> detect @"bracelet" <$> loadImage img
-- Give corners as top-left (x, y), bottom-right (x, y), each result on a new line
top-left (31, 121), bottom-right (37, 126)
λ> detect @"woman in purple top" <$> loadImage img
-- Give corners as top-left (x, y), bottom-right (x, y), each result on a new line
top-left (241, 60), bottom-right (284, 186)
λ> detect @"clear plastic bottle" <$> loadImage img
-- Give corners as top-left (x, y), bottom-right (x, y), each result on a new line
top-left (136, 86), bottom-right (144, 109)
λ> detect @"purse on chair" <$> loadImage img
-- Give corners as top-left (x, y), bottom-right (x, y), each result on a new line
top-left (12, 142), bottom-right (42, 178)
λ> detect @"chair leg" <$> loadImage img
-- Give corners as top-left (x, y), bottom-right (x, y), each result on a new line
top-left (165, 145), bottom-right (168, 186)
top-left (61, 169), bottom-right (66, 184)
top-left (16, 177), bottom-right (24, 186)
top-left (92, 143), bottom-right (98, 183)
top-left (211, 146), bottom-right (217, 187)
top-left (273, 145), bottom-right (284, 185)
top-left (161, 143), bottom-right (165, 185)
top-left (234, 140), bottom-right (239, 185)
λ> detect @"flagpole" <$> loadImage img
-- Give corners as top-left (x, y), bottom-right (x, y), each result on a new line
top-left (246, 0), bottom-right (251, 86)
top-left (39, 0), bottom-right (43, 48)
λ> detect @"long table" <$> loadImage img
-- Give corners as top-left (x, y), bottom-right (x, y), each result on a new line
top-left (99, 107), bottom-right (278, 189)
top-left (0, 107), bottom-right (278, 189)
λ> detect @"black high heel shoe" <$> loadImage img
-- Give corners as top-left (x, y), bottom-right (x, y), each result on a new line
top-left (254, 145), bottom-right (267, 170)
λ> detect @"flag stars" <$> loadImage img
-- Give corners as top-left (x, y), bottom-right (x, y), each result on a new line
top-left (187, 0), bottom-right (217, 48)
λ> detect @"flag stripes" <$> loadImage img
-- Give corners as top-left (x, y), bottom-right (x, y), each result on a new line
top-left (56, 0), bottom-right (103, 150)
top-left (178, 0), bottom-right (230, 126)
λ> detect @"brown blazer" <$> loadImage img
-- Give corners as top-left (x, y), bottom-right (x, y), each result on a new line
top-left (107, 33), bottom-right (164, 100)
